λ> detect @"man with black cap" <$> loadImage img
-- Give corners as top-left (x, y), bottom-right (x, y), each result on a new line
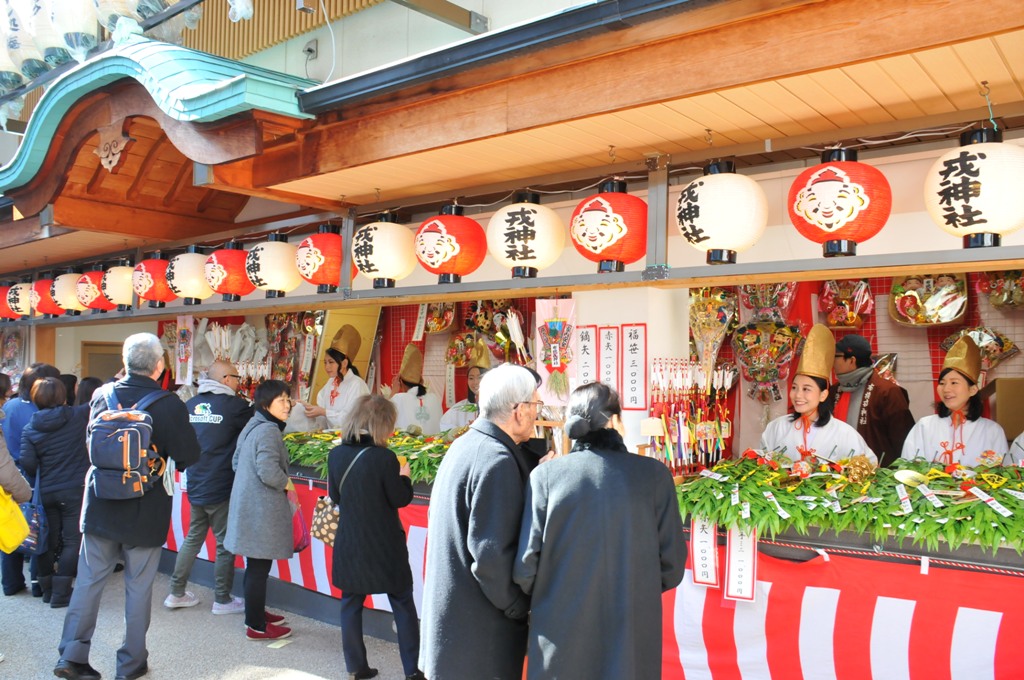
top-left (833, 334), bottom-right (915, 467)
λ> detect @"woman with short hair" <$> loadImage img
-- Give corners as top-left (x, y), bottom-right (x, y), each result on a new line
top-left (328, 395), bottom-right (424, 680)
top-left (19, 377), bottom-right (90, 607)
top-left (514, 381), bottom-right (686, 680)
top-left (224, 379), bottom-right (295, 640)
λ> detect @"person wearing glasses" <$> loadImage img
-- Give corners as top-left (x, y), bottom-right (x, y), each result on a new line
top-left (165, 360), bottom-right (254, 615)
top-left (514, 382), bottom-right (686, 680)
top-left (420, 364), bottom-right (542, 680)
top-left (224, 380), bottom-right (295, 641)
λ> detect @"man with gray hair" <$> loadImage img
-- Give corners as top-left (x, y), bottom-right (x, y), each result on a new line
top-left (55, 333), bottom-right (200, 680)
top-left (419, 364), bottom-right (541, 680)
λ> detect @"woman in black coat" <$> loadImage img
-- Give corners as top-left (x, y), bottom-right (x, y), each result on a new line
top-left (328, 394), bottom-right (424, 680)
top-left (19, 377), bottom-right (90, 608)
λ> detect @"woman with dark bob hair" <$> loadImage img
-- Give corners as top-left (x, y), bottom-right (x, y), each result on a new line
top-left (902, 335), bottom-right (1007, 466)
top-left (760, 324), bottom-right (877, 466)
top-left (513, 381), bottom-right (686, 680)
top-left (19, 377), bottom-right (91, 607)
top-left (328, 395), bottom-right (424, 680)
top-left (224, 379), bottom-right (295, 641)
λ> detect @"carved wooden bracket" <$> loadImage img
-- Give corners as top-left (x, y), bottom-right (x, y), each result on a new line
top-left (94, 122), bottom-right (136, 173)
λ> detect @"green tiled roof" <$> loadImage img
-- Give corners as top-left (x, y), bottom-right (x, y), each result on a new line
top-left (0, 35), bottom-right (315, 194)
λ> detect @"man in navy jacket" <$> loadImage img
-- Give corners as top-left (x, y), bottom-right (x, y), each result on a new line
top-left (165, 360), bottom-right (253, 615)
top-left (55, 333), bottom-right (200, 680)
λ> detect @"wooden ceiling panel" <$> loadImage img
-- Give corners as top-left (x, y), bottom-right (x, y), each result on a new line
top-left (876, 55), bottom-right (956, 115)
top-left (713, 88), bottom-right (814, 138)
top-left (913, 46), bottom-right (989, 110)
top-left (658, 97), bottom-right (759, 145)
top-left (805, 70), bottom-right (893, 125)
top-left (993, 33), bottom-right (1024, 89)
top-left (839, 62), bottom-right (927, 120)
top-left (951, 39), bottom-right (1023, 105)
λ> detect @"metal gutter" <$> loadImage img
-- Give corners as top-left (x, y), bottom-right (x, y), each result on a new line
top-left (298, 0), bottom-right (698, 114)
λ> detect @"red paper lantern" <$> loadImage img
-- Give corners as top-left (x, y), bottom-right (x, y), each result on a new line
top-left (568, 179), bottom-right (647, 273)
top-left (33, 278), bottom-right (63, 317)
top-left (0, 285), bottom-right (15, 320)
top-left (77, 270), bottom-right (115, 311)
top-left (296, 225), bottom-right (344, 293)
top-left (133, 257), bottom-right (177, 307)
top-left (788, 149), bottom-right (892, 257)
top-left (414, 205), bottom-right (487, 284)
top-left (205, 243), bottom-right (255, 302)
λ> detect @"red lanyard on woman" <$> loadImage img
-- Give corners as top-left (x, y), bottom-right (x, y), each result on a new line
top-left (795, 414), bottom-right (816, 460)
top-left (939, 410), bottom-right (967, 464)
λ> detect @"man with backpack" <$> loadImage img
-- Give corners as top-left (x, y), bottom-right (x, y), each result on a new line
top-left (54, 333), bottom-right (200, 680)
top-left (164, 359), bottom-right (253, 615)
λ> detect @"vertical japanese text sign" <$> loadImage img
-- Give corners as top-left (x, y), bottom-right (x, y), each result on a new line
top-left (598, 326), bottom-right (620, 393)
top-left (576, 325), bottom-right (597, 387)
top-left (620, 323), bottom-right (647, 410)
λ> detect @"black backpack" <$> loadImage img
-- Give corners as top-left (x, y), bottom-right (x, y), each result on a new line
top-left (86, 388), bottom-right (172, 500)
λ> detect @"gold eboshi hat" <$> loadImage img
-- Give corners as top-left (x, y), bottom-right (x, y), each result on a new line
top-left (469, 337), bottom-right (491, 370)
top-left (796, 323), bottom-right (836, 381)
top-left (398, 344), bottom-right (424, 384)
top-left (942, 335), bottom-right (981, 384)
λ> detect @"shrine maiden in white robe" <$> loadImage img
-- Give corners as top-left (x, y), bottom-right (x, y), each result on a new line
top-left (901, 415), bottom-right (1008, 467)
top-left (760, 415), bottom-right (877, 465)
top-left (316, 369), bottom-right (370, 429)
top-left (391, 387), bottom-right (443, 436)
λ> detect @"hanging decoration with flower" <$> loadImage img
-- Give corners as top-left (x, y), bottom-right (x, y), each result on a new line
top-left (819, 280), bottom-right (874, 329)
top-left (534, 297), bottom-right (575, 403)
top-left (788, 149), bottom-right (892, 257)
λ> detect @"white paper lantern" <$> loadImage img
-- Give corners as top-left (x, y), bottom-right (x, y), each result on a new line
top-left (486, 193), bottom-right (564, 278)
top-left (7, 282), bottom-right (32, 316)
top-left (676, 161), bottom-right (768, 264)
top-left (26, 0), bottom-right (72, 66)
top-left (101, 265), bottom-right (135, 308)
top-left (923, 130), bottom-right (1024, 248)
top-left (246, 236), bottom-right (302, 297)
top-left (5, 1), bottom-right (49, 79)
top-left (51, 0), bottom-right (99, 63)
top-left (51, 272), bottom-right (85, 314)
top-left (166, 251), bottom-right (214, 304)
top-left (352, 215), bottom-right (417, 288)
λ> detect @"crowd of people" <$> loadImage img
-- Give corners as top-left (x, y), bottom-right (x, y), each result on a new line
top-left (1, 323), bottom-right (1023, 680)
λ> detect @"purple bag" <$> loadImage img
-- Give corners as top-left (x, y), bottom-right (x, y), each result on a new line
top-left (288, 489), bottom-right (310, 553)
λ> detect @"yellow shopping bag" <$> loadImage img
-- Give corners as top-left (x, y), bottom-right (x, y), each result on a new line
top-left (0, 486), bottom-right (29, 553)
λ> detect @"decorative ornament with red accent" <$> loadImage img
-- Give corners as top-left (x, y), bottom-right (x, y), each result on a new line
top-left (51, 271), bottom-right (86, 315)
top-left (101, 260), bottom-right (135, 311)
top-left (923, 128), bottom-right (1024, 248)
top-left (7, 281), bottom-right (33, 317)
top-left (133, 255), bottom-right (177, 308)
top-left (486, 192), bottom-right (565, 278)
top-left (77, 268), bottom-right (115, 312)
top-left (205, 241), bottom-right (254, 302)
top-left (788, 148), bottom-right (892, 257)
top-left (296, 224), bottom-right (344, 293)
top-left (414, 205), bottom-right (487, 284)
top-left (33, 276), bottom-right (63, 317)
top-left (677, 161), bottom-right (768, 265)
top-left (353, 213), bottom-right (417, 289)
top-left (167, 247), bottom-right (215, 305)
top-left (247, 233), bottom-right (303, 298)
top-left (568, 179), bottom-right (647, 273)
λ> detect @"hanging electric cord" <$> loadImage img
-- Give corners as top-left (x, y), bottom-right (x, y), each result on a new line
top-left (797, 123), bottom-right (979, 154)
top-left (319, 0), bottom-right (338, 84)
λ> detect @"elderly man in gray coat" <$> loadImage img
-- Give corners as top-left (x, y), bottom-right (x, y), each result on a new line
top-left (419, 364), bottom-right (541, 680)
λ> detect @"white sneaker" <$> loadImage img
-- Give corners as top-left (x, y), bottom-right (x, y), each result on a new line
top-left (164, 591), bottom-right (200, 609)
top-left (212, 596), bottom-right (245, 615)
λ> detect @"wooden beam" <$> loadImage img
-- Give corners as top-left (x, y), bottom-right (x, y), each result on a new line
top-left (0, 215), bottom-right (73, 248)
top-left (195, 162), bottom-right (352, 212)
top-left (163, 160), bottom-right (193, 207)
top-left (126, 136), bottom-right (168, 202)
top-left (52, 196), bottom-right (232, 239)
top-left (391, 0), bottom-right (486, 34)
top-left (239, 0), bottom-right (1024, 187)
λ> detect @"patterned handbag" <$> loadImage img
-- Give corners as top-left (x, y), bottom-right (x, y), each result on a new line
top-left (17, 470), bottom-right (47, 556)
top-left (311, 447), bottom-right (369, 547)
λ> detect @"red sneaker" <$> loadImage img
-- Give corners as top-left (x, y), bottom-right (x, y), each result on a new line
top-left (246, 622), bottom-right (292, 641)
top-left (264, 611), bottom-right (287, 625)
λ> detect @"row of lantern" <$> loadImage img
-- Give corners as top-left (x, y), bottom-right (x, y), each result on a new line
top-left (4, 128), bottom-right (1024, 318)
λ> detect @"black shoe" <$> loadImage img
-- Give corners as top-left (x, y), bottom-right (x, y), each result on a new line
top-left (31, 580), bottom-right (43, 597)
top-left (114, 661), bottom-right (148, 680)
top-left (53, 658), bottom-right (102, 680)
top-left (350, 669), bottom-right (378, 680)
top-left (2, 583), bottom-right (25, 596)
top-left (406, 672), bottom-right (427, 680)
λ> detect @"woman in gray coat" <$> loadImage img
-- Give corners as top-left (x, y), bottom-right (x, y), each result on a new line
top-left (224, 380), bottom-right (295, 641)
top-left (514, 382), bottom-right (686, 680)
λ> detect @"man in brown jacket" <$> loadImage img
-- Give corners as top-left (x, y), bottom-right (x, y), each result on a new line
top-left (833, 334), bottom-right (916, 467)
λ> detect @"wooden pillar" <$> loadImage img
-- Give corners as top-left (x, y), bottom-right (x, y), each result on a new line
top-left (34, 325), bottom-right (55, 366)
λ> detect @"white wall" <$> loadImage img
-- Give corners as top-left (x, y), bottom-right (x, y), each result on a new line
top-left (53, 320), bottom-right (159, 376)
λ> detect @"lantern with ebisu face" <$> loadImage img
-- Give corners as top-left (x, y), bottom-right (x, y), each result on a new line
top-left (568, 179), bottom-right (647, 273)
top-left (205, 241), bottom-right (255, 302)
top-left (353, 213), bottom-right (417, 289)
top-left (133, 254), bottom-right (177, 308)
top-left (414, 205), bottom-right (487, 284)
top-left (923, 129), bottom-right (1024, 248)
top-left (296, 224), bottom-right (348, 293)
top-left (788, 149), bottom-right (892, 257)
